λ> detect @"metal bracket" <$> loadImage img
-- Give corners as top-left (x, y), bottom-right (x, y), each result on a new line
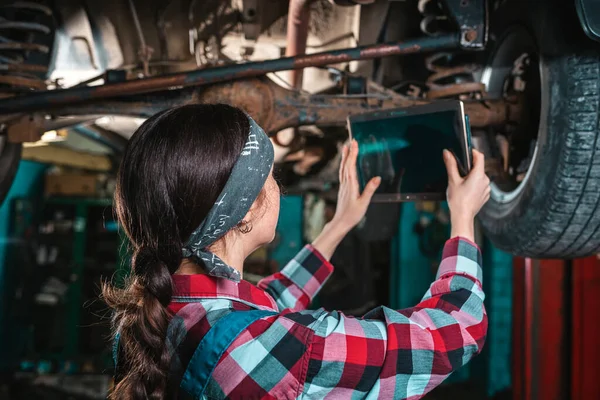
top-left (344, 76), bottom-right (367, 95)
top-left (442, 0), bottom-right (487, 50)
top-left (242, 0), bottom-right (261, 41)
top-left (7, 114), bottom-right (44, 143)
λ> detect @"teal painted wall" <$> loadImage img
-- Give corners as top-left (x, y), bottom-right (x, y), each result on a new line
top-left (271, 195), bottom-right (304, 269)
top-left (481, 239), bottom-right (513, 396)
top-left (0, 160), bottom-right (48, 370)
top-left (390, 202), bottom-right (437, 309)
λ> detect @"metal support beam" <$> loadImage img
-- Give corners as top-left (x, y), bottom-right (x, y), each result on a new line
top-left (285, 0), bottom-right (317, 89)
top-left (0, 35), bottom-right (460, 115)
top-left (7, 77), bottom-right (518, 142)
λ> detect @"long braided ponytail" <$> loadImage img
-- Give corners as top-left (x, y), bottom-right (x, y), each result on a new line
top-left (102, 104), bottom-right (250, 399)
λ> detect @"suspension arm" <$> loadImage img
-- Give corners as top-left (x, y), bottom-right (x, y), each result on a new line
top-left (12, 77), bottom-right (520, 142)
top-left (197, 78), bottom-right (519, 132)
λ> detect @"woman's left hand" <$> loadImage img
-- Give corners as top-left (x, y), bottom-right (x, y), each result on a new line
top-left (330, 139), bottom-right (381, 233)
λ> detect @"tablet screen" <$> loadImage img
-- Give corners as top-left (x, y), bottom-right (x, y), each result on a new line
top-left (349, 107), bottom-right (469, 201)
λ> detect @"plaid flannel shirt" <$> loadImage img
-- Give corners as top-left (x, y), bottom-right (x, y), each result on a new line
top-left (167, 237), bottom-right (487, 399)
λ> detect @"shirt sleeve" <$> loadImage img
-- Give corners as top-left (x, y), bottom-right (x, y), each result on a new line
top-left (257, 244), bottom-right (334, 312)
top-left (300, 237), bottom-right (487, 399)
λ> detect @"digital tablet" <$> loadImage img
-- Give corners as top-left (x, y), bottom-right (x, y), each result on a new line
top-left (347, 100), bottom-right (472, 202)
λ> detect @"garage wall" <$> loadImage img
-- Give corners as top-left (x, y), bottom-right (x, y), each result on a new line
top-left (270, 195), bottom-right (304, 270)
top-left (0, 160), bottom-right (47, 370)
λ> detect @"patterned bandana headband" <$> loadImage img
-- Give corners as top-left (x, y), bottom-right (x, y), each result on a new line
top-left (182, 116), bottom-right (274, 282)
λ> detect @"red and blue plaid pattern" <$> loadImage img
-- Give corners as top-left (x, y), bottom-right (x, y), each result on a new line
top-left (167, 237), bottom-right (487, 399)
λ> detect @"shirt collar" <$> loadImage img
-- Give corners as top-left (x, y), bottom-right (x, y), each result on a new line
top-left (171, 274), bottom-right (278, 312)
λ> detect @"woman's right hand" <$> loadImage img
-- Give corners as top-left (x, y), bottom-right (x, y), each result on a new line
top-left (443, 149), bottom-right (491, 242)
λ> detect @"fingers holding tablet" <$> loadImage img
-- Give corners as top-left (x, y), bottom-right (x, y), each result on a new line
top-left (445, 148), bottom-right (491, 220)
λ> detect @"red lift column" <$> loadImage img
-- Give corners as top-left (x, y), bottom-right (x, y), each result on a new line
top-left (513, 257), bottom-right (600, 400)
top-left (571, 257), bottom-right (600, 400)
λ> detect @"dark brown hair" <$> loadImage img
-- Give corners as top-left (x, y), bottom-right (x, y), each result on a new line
top-left (103, 104), bottom-right (252, 399)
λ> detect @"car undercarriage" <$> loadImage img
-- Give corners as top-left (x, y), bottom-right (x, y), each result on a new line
top-left (1, 0), bottom-right (599, 259)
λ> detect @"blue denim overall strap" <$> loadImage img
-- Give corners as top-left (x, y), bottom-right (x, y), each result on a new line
top-left (112, 332), bottom-right (120, 366)
top-left (180, 309), bottom-right (277, 399)
top-left (112, 310), bottom-right (276, 397)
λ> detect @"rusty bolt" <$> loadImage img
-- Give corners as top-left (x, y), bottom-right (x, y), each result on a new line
top-left (465, 30), bottom-right (478, 43)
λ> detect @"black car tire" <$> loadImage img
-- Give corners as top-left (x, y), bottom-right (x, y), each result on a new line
top-left (479, 0), bottom-right (600, 258)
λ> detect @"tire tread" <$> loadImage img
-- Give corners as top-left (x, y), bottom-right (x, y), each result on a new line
top-left (531, 56), bottom-right (600, 257)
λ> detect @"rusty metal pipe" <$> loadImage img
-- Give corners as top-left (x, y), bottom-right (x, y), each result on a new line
top-left (0, 42), bottom-right (49, 53)
top-left (27, 77), bottom-right (519, 136)
top-left (285, 0), bottom-right (317, 89)
top-left (0, 34), bottom-right (460, 115)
